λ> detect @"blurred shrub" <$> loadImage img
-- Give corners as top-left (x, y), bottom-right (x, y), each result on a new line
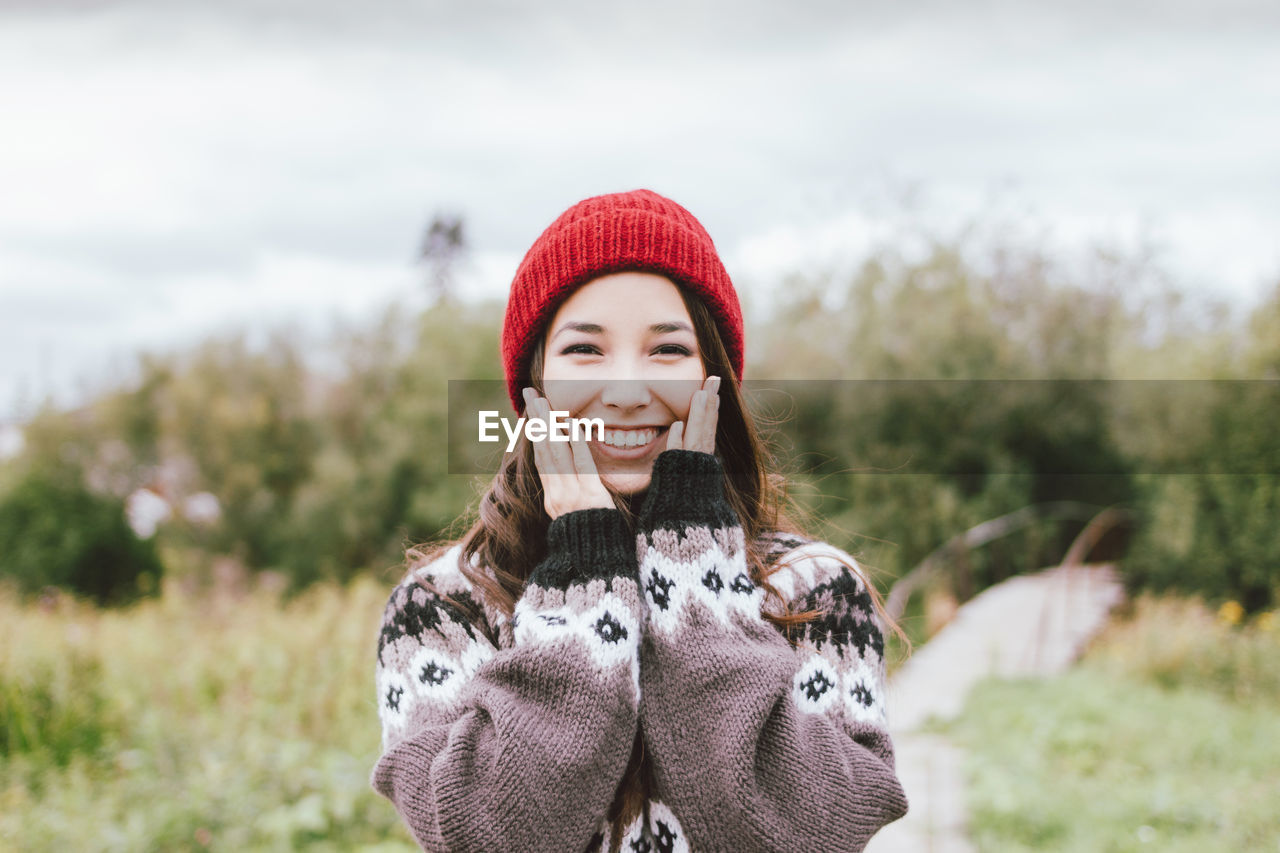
top-left (1088, 595), bottom-right (1280, 704)
top-left (0, 464), bottom-right (163, 604)
top-left (1127, 472), bottom-right (1279, 614)
top-left (281, 299), bottom-right (500, 586)
top-left (3, 300), bottom-right (500, 594)
top-left (1123, 294), bottom-right (1280, 613)
top-left (753, 238), bottom-right (1138, 599)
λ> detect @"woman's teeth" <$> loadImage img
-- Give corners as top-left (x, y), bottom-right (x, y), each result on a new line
top-left (600, 428), bottom-right (658, 448)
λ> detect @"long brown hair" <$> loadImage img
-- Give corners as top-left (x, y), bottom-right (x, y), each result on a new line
top-left (409, 284), bottom-right (900, 850)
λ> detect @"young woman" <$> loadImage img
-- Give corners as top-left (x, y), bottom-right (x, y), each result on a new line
top-left (371, 190), bottom-right (908, 852)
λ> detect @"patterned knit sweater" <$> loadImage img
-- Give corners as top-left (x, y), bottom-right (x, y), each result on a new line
top-left (372, 450), bottom-right (908, 852)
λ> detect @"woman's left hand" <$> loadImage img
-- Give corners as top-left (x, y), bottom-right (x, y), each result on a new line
top-left (665, 375), bottom-right (720, 454)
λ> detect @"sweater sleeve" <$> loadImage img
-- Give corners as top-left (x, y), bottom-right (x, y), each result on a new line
top-left (370, 509), bottom-right (642, 853)
top-left (634, 450), bottom-right (909, 853)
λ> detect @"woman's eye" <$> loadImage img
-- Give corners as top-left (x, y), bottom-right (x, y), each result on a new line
top-left (653, 344), bottom-right (693, 357)
top-left (560, 343), bottom-right (602, 356)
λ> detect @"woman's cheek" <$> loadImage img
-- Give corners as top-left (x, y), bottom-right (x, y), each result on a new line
top-left (541, 377), bottom-right (597, 416)
top-left (653, 378), bottom-right (703, 419)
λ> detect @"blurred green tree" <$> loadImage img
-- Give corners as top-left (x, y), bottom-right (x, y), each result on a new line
top-left (1124, 282), bottom-right (1280, 612)
top-left (751, 237), bottom-right (1137, 595)
top-left (0, 461), bottom-right (163, 604)
top-left (5, 215), bottom-right (1271, 616)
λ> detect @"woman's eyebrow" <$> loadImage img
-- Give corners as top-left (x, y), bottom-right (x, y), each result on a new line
top-left (650, 321), bottom-right (693, 334)
top-left (550, 322), bottom-right (604, 342)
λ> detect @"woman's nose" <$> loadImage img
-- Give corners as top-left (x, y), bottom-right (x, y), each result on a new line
top-left (599, 369), bottom-right (653, 410)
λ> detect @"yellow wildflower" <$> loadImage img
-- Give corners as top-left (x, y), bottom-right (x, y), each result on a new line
top-left (1218, 600), bottom-right (1244, 626)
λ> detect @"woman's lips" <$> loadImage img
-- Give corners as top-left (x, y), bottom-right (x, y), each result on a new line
top-left (591, 426), bottom-right (668, 460)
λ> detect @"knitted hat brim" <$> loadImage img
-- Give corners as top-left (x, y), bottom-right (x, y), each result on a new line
top-left (502, 206), bottom-right (744, 412)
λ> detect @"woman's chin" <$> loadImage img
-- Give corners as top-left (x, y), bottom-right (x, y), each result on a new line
top-left (600, 469), bottom-right (652, 497)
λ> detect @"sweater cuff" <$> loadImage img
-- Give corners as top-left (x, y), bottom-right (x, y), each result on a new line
top-left (527, 508), bottom-right (636, 590)
top-left (639, 450), bottom-right (740, 531)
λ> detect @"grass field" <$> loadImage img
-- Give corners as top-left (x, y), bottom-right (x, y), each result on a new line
top-left (0, 578), bottom-right (417, 852)
top-left (949, 596), bottom-right (1280, 852)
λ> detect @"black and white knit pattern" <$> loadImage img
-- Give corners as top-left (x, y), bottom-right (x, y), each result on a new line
top-left (512, 582), bottom-right (642, 698)
top-left (645, 800), bottom-right (690, 853)
top-left (638, 526), bottom-right (765, 636)
top-left (376, 546), bottom-right (499, 746)
top-left (769, 541), bottom-right (890, 727)
top-left (590, 800), bottom-right (690, 853)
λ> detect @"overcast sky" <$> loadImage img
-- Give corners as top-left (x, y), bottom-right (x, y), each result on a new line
top-left (2, 0), bottom-right (1278, 422)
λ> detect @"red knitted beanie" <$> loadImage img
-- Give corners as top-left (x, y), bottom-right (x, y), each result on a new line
top-left (501, 189), bottom-right (745, 412)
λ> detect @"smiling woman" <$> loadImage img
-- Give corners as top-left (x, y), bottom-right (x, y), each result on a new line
top-left (539, 271), bottom-right (708, 495)
top-left (370, 189), bottom-right (908, 852)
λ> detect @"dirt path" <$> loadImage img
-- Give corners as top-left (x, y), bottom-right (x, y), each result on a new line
top-left (866, 564), bottom-right (1124, 852)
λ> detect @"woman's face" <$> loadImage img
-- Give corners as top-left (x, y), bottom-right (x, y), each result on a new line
top-left (540, 271), bottom-right (707, 495)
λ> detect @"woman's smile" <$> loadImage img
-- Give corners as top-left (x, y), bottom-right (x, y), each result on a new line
top-left (591, 425), bottom-right (669, 460)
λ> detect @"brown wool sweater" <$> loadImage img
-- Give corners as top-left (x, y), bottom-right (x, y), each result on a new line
top-left (372, 450), bottom-right (908, 852)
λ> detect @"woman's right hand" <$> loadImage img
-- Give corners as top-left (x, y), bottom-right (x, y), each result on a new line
top-left (523, 387), bottom-right (615, 520)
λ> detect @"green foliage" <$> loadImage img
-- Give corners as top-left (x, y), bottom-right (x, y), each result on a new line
top-left (1087, 596), bottom-right (1280, 704)
top-left (1117, 285), bottom-right (1280, 612)
top-left (159, 333), bottom-right (322, 579)
top-left (1127, 474), bottom-right (1280, 613)
top-left (0, 465), bottom-right (163, 604)
top-left (280, 299), bottom-right (499, 586)
top-left (2, 219), bottom-right (1273, 611)
top-left (3, 300), bottom-right (501, 594)
top-left (1124, 369), bottom-right (1280, 612)
top-left (753, 239), bottom-right (1139, 599)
